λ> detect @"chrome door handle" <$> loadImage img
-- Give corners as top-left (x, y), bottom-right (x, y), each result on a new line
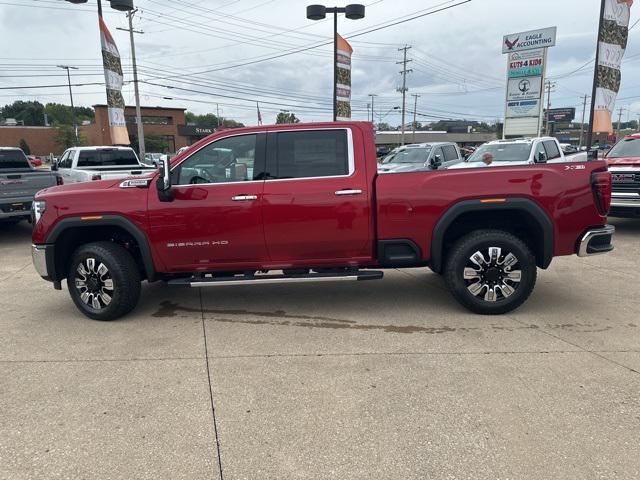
top-left (335, 189), bottom-right (362, 196)
top-left (231, 195), bottom-right (258, 201)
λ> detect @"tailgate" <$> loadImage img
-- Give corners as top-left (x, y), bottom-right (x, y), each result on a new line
top-left (0, 171), bottom-right (55, 200)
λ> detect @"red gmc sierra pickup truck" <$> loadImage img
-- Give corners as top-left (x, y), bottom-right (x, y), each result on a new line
top-left (31, 122), bottom-right (615, 320)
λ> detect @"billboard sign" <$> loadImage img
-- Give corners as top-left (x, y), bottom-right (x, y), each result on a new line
top-left (508, 49), bottom-right (545, 78)
top-left (507, 76), bottom-right (542, 101)
top-left (503, 26), bottom-right (557, 53)
top-left (547, 107), bottom-right (576, 123)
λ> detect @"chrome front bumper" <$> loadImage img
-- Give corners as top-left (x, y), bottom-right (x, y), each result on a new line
top-left (577, 225), bottom-right (615, 257)
top-left (31, 244), bottom-right (50, 278)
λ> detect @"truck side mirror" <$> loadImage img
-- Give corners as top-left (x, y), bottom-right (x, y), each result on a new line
top-left (50, 159), bottom-right (58, 171)
top-left (156, 156), bottom-right (173, 202)
top-left (536, 151), bottom-right (546, 163)
top-left (587, 149), bottom-right (599, 161)
top-left (431, 154), bottom-right (442, 169)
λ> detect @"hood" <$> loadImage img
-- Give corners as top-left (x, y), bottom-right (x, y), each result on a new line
top-left (35, 178), bottom-right (122, 199)
top-left (447, 160), bottom-right (532, 169)
top-left (378, 163), bottom-right (429, 173)
top-left (606, 156), bottom-right (640, 166)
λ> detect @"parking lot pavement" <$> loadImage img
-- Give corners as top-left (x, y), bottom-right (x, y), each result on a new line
top-left (1, 218), bottom-right (639, 479)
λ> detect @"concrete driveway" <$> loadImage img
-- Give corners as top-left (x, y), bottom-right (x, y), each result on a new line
top-left (1, 218), bottom-right (639, 479)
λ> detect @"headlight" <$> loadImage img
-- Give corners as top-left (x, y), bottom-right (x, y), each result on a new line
top-left (32, 200), bottom-right (46, 224)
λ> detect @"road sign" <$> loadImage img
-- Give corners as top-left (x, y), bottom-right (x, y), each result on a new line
top-left (502, 26), bottom-right (557, 54)
top-left (547, 107), bottom-right (576, 123)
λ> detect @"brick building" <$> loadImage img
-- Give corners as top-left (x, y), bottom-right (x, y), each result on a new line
top-left (0, 104), bottom-right (214, 156)
top-left (82, 105), bottom-right (190, 153)
top-left (0, 126), bottom-right (59, 156)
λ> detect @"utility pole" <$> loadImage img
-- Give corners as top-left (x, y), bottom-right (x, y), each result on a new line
top-left (57, 65), bottom-right (79, 145)
top-left (216, 104), bottom-right (220, 128)
top-left (397, 45), bottom-right (412, 145)
top-left (368, 93), bottom-right (377, 124)
top-left (117, 10), bottom-right (145, 158)
top-left (544, 80), bottom-right (556, 135)
top-left (578, 94), bottom-right (589, 149)
top-left (616, 106), bottom-right (626, 139)
top-left (411, 93), bottom-right (420, 143)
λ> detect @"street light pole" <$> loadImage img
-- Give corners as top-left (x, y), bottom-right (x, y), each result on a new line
top-left (306, 4), bottom-right (365, 122)
top-left (57, 65), bottom-right (79, 145)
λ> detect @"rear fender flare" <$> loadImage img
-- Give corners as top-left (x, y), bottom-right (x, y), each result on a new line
top-left (430, 198), bottom-right (554, 273)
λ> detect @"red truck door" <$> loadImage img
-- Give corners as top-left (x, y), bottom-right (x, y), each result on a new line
top-left (261, 127), bottom-right (373, 265)
top-left (147, 133), bottom-right (268, 271)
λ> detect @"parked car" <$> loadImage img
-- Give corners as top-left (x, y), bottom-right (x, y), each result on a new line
top-left (53, 146), bottom-right (155, 184)
top-left (144, 152), bottom-right (164, 167)
top-left (559, 143), bottom-right (578, 155)
top-left (449, 137), bottom-right (573, 168)
top-left (378, 142), bottom-right (464, 172)
top-left (31, 122), bottom-right (614, 320)
top-left (27, 155), bottom-right (43, 168)
top-left (604, 133), bottom-right (640, 218)
top-left (1, 147), bottom-right (60, 225)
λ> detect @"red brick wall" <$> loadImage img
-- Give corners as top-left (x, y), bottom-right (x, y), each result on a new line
top-left (0, 126), bottom-right (60, 156)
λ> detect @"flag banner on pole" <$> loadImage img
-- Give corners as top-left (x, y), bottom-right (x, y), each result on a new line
top-left (593, 0), bottom-right (633, 133)
top-left (336, 34), bottom-right (353, 121)
top-left (99, 16), bottom-right (130, 145)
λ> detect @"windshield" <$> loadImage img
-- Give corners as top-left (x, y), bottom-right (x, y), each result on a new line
top-left (381, 147), bottom-right (431, 164)
top-left (467, 143), bottom-right (532, 162)
top-left (0, 149), bottom-right (30, 169)
top-left (607, 137), bottom-right (640, 158)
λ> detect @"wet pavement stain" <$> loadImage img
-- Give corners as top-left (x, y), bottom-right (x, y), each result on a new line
top-left (152, 301), bottom-right (637, 335)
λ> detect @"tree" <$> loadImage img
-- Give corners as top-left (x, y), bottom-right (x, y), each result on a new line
top-left (18, 139), bottom-right (30, 155)
top-left (185, 111), bottom-right (245, 129)
top-left (54, 125), bottom-right (84, 150)
top-left (1, 100), bottom-right (45, 126)
top-left (376, 122), bottom-right (391, 131)
top-left (44, 103), bottom-right (94, 126)
top-left (132, 133), bottom-right (169, 153)
top-left (276, 112), bottom-right (300, 124)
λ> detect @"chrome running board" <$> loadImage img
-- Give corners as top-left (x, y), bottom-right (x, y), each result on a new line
top-left (167, 270), bottom-right (384, 287)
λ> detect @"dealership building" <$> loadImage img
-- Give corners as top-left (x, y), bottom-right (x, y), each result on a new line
top-left (0, 104), bottom-right (216, 156)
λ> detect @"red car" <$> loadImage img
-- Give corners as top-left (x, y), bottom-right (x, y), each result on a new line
top-left (27, 155), bottom-right (43, 168)
top-left (31, 122), bottom-right (614, 320)
top-left (605, 132), bottom-right (640, 218)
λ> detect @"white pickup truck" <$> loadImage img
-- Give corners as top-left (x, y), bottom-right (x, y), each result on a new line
top-left (53, 146), bottom-right (155, 184)
top-left (449, 137), bottom-right (585, 169)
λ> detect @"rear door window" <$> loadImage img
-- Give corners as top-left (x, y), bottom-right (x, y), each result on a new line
top-left (442, 145), bottom-right (459, 161)
top-left (272, 130), bottom-right (349, 179)
top-left (543, 141), bottom-right (561, 160)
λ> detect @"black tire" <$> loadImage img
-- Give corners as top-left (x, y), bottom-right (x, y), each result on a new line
top-left (67, 241), bottom-right (141, 321)
top-left (444, 229), bottom-right (537, 315)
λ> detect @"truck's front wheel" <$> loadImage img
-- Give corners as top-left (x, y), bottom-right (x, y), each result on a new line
top-left (444, 230), bottom-right (536, 315)
top-left (67, 241), bottom-right (141, 321)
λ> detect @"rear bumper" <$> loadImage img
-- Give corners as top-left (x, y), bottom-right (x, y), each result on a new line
top-left (577, 225), bottom-right (615, 257)
top-left (32, 244), bottom-right (55, 281)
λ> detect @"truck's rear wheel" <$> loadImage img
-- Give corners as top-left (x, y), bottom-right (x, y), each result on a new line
top-left (67, 241), bottom-right (141, 321)
top-left (444, 230), bottom-right (536, 315)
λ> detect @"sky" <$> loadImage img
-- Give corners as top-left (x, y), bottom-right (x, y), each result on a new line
top-left (1, 0), bottom-right (639, 127)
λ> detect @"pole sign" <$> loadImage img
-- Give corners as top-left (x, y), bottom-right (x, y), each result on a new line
top-left (502, 27), bottom-right (556, 137)
top-left (502, 27), bottom-right (557, 54)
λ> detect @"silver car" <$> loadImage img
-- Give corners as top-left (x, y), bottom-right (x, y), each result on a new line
top-left (378, 142), bottom-right (463, 173)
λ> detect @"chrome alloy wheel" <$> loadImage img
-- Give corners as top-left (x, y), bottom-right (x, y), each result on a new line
top-left (74, 258), bottom-right (114, 310)
top-left (463, 247), bottom-right (522, 302)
